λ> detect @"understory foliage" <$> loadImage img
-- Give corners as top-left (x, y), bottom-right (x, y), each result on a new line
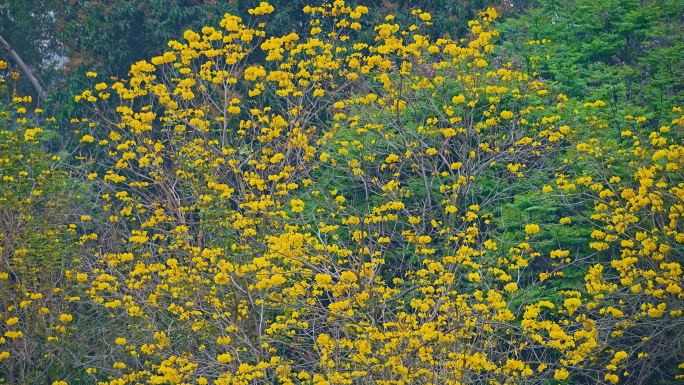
top-left (0, 1), bottom-right (683, 385)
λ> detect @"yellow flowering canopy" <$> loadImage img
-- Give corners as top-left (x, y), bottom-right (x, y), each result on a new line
top-left (1, 1), bottom-right (683, 385)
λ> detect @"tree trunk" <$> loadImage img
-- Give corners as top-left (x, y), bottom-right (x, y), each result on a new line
top-left (0, 33), bottom-right (47, 100)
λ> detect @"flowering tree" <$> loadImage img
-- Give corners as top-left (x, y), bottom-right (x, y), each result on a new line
top-left (1, 1), bottom-right (683, 384)
top-left (0, 61), bottom-right (91, 384)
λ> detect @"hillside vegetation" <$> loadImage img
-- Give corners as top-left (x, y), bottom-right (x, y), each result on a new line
top-left (0, 1), bottom-right (682, 384)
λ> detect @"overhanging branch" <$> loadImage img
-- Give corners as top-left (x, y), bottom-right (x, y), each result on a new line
top-left (0, 33), bottom-right (47, 100)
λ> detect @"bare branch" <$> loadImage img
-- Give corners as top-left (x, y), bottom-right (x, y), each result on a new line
top-left (0, 33), bottom-right (47, 100)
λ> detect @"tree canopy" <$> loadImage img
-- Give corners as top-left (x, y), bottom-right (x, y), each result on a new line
top-left (0, 1), bottom-right (682, 384)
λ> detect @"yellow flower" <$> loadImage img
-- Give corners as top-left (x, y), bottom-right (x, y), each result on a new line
top-left (451, 94), bottom-right (466, 104)
top-left (613, 351), bottom-right (628, 362)
top-left (340, 271), bottom-right (358, 283)
top-left (316, 333), bottom-right (331, 346)
top-left (248, 2), bottom-right (275, 15)
top-left (563, 298), bottom-right (581, 314)
top-left (525, 224), bottom-right (540, 235)
top-left (217, 353), bottom-right (233, 363)
top-left (183, 29), bottom-right (200, 42)
top-left (290, 199), bottom-right (305, 213)
top-left (504, 282), bottom-right (518, 292)
top-left (5, 330), bottom-right (23, 339)
top-left (553, 368), bottom-right (569, 380)
top-left (270, 273), bottom-right (286, 286)
top-left (315, 273), bottom-right (333, 286)
top-left (214, 272), bottom-right (229, 285)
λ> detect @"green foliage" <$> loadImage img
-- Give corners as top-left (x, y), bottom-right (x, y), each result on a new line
top-left (56, 0), bottom-right (226, 78)
top-left (501, 0), bottom-right (684, 124)
top-left (0, 0), bottom-right (63, 94)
